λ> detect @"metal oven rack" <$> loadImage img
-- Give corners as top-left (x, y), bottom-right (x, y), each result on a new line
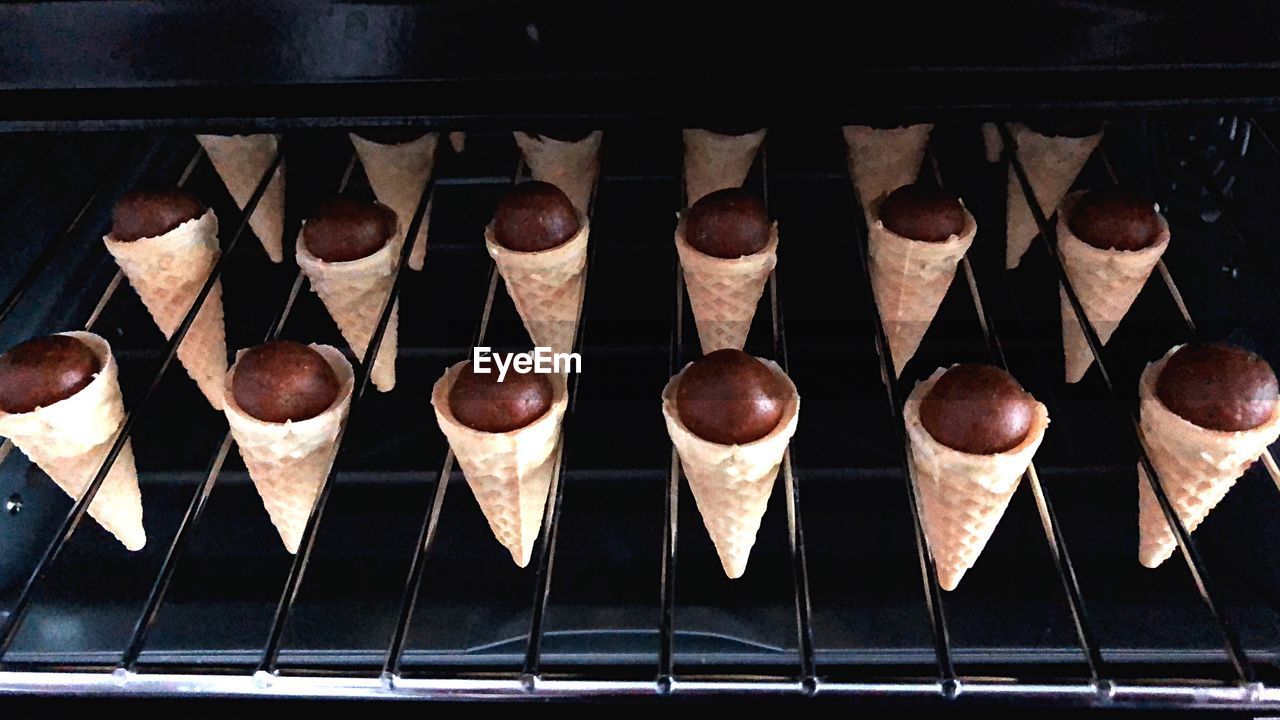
top-left (0, 119), bottom-right (1279, 709)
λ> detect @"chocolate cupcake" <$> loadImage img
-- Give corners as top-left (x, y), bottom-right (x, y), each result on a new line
top-left (0, 335), bottom-right (103, 414)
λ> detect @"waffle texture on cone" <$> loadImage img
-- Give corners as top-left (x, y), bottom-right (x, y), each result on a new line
top-left (1136, 347), bottom-right (1280, 568)
top-left (431, 362), bottom-right (568, 567)
top-left (350, 132), bottom-right (439, 271)
top-left (905, 368), bottom-right (1049, 590)
top-left (485, 217), bottom-right (589, 357)
top-left (841, 124), bottom-right (933, 219)
top-left (104, 209), bottom-right (229, 410)
top-left (0, 332), bottom-right (145, 550)
top-left (661, 358), bottom-right (799, 579)
top-left (1004, 123), bottom-right (1103, 269)
top-left (682, 129), bottom-right (767, 206)
top-left (223, 344), bottom-right (354, 554)
top-left (1057, 191), bottom-right (1170, 383)
top-left (675, 216), bottom-right (777, 354)
top-left (868, 201), bottom-right (976, 377)
top-left (514, 131), bottom-right (603, 215)
top-left (296, 223), bottom-right (400, 392)
top-left (196, 134), bottom-right (285, 263)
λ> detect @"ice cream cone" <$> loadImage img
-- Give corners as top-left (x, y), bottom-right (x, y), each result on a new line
top-left (431, 362), bottom-right (568, 567)
top-left (981, 122), bottom-right (1003, 163)
top-left (222, 344), bottom-right (353, 553)
top-left (841, 124), bottom-right (933, 220)
top-left (904, 368), bottom-right (1049, 590)
top-left (1005, 123), bottom-right (1103, 269)
top-left (1058, 191), bottom-right (1170, 383)
top-left (682, 129), bottom-right (767, 206)
top-left (0, 332), bottom-right (144, 550)
top-left (350, 132), bottom-right (439, 271)
top-left (196, 134), bottom-right (285, 263)
top-left (449, 132), bottom-right (467, 154)
top-left (661, 358), bottom-right (799, 579)
top-left (675, 215), bottom-right (777, 354)
top-left (514, 131), bottom-right (603, 215)
top-left (868, 201), bottom-right (977, 376)
top-left (484, 216), bottom-right (589, 356)
top-left (296, 224), bottom-right (401, 392)
top-left (1136, 347), bottom-right (1280, 568)
top-left (104, 209), bottom-right (228, 410)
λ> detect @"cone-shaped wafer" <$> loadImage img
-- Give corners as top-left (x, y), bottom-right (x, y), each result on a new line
top-left (0, 332), bottom-right (144, 550)
top-left (661, 358), bottom-right (799, 578)
top-left (222, 344), bottom-right (353, 553)
top-left (296, 223), bottom-right (400, 392)
top-left (981, 122), bottom-right (1003, 163)
top-left (1005, 123), bottom-right (1102, 269)
top-left (675, 215), bottom-right (777, 354)
top-left (1136, 348), bottom-right (1280, 568)
top-left (841, 124), bottom-right (933, 219)
top-left (682, 128), bottom-right (767, 206)
top-left (196, 134), bottom-right (285, 263)
top-left (485, 217), bottom-right (589, 356)
top-left (514, 131), bottom-right (602, 215)
top-left (350, 132), bottom-right (439, 271)
top-left (1058, 191), bottom-right (1170, 383)
top-left (104, 209), bottom-right (228, 410)
top-left (868, 201), bottom-right (976, 377)
top-left (449, 132), bottom-right (467, 154)
top-left (904, 368), bottom-right (1049, 590)
top-left (431, 362), bottom-right (568, 567)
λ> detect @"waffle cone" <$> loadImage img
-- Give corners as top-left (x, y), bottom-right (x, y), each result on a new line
top-left (350, 132), bottom-right (439, 271)
top-left (296, 227), bottom-right (400, 392)
top-left (104, 210), bottom-right (229, 410)
top-left (1005, 123), bottom-right (1103, 268)
top-left (1057, 192), bottom-right (1170, 383)
top-left (981, 122), bottom-right (1003, 163)
top-left (514, 131), bottom-right (602, 215)
top-left (485, 218), bottom-right (589, 356)
top-left (904, 368), bottom-right (1049, 591)
top-left (449, 131), bottom-right (467, 154)
top-left (223, 344), bottom-right (354, 553)
top-left (682, 129), bottom-right (767, 206)
top-left (196, 134), bottom-right (285, 263)
top-left (1136, 348), bottom-right (1280, 568)
top-left (431, 362), bottom-right (568, 567)
top-left (868, 202), bottom-right (976, 376)
top-left (841, 124), bottom-right (933, 220)
top-left (675, 216), bottom-right (777, 354)
top-left (0, 332), bottom-right (144, 550)
top-left (661, 359), bottom-right (799, 579)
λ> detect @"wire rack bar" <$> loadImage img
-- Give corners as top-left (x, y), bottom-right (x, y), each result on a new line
top-left (118, 152), bottom-right (360, 670)
top-left (255, 142), bottom-right (443, 676)
top-left (0, 141), bottom-right (280, 660)
top-left (760, 146), bottom-right (818, 689)
top-left (842, 133), bottom-right (957, 686)
top-left (521, 150), bottom-right (603, 683)
top-left (998, 121), bottom-right (1253, 683)
top-left (378, 158), bottom-right (523, 680)
top-left (927, 150), bottom-right (1104, 682)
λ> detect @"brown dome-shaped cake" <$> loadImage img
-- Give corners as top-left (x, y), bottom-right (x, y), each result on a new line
top-left (878, 184), bottom-right (966, 243)
top-left (920, 364), bottom-right (1036, 454)
top-left (492, 181), bottom-right (580, 253)
top-left (0, 335), bottom-right (103, 414)
top-left (1067, 187), bottom-right (1163, 251)
top-left (303, 198), bottom-right (397, 263)
top-left (111, 189), bottom-right (206, 242)
top-left (448, 360), bottom-right (554, 433)
top-left (355, 127), bottom-right (429, 145)
top-left (684, 188), bottom-right (772, 259)
top-left (1156, 343), bottom-right (1278, 432)
top-left (676, 349), bottom-right (787, 445)
top-left (232, 341), bottom-right (341, 423)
